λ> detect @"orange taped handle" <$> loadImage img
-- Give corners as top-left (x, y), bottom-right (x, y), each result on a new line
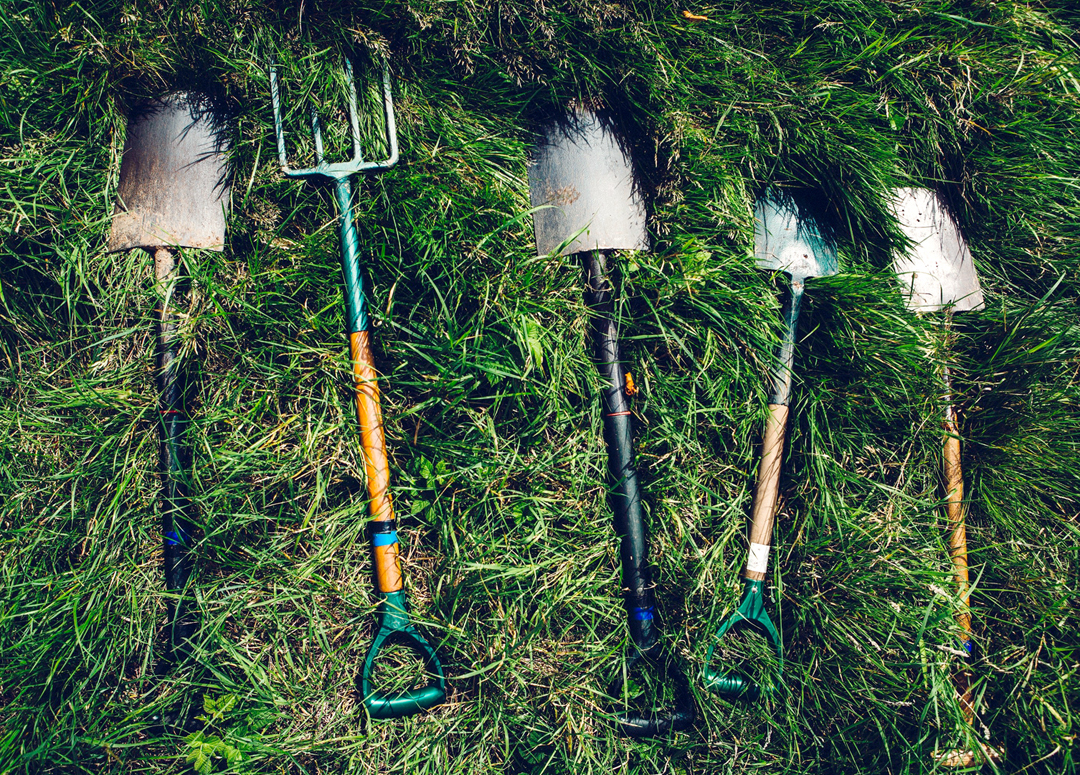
top-left (350, 331), bottom-right (402, 593)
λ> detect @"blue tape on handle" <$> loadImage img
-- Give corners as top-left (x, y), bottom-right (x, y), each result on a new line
top-left (372, 531), bottom-right (399, 547)
top-left (165, 530), bottom-right (183, 546)
top-left (633, 606), bottom-right (654, 621)
top-left (963, 639), bottom-right (974, 655)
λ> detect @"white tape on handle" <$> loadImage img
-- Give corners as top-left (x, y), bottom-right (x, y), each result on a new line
top-left (746, 542), bottom-right (771, 574)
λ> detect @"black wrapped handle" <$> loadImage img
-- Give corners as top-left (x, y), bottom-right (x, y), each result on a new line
top-left (155, 248), bottom-right (197, 667)
top-left (583, 251), bottom-right (696, 737)
top-left (610, 644), bottom-right (696, 738)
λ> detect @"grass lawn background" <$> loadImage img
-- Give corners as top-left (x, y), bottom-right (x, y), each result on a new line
top-left (1, 1), bottom-right (1078, 772)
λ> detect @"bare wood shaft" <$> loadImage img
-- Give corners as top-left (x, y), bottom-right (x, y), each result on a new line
top-left (944, 413), bottom-right (971, 609)
top-left (349, 331), bottom-right (402, 593)
top-left (944, 397), bottom-right (974, 723)
top-left (744, 403), bottom-right (789, 581)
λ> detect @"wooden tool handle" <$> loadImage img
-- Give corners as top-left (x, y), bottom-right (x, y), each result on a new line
top-left (944, 386), bottom-right (974, 724)
top-left (744, 403), bottom-right (789, 581)
top-left (943, 409), bottom-right (971, 615)
top-left (350, 330), bottom-right (402, 594)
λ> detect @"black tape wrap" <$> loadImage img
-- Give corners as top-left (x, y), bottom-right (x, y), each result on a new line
top-left (158, 303), bottom-right (196, 665)
top-left (583, 252), bottom-right (657, 651)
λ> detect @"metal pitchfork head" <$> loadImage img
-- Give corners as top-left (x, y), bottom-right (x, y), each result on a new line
top-left (270, 57), bottom-right (398, 182)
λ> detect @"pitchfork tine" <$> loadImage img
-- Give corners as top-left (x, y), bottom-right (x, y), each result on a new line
top-left (269, 56), bottom-right (398, 179)
top-left (345, 59), bottom-right (364, 163)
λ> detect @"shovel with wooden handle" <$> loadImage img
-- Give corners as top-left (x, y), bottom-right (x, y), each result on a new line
top-left (703, 191), bottom-right (839, 699)
top-left (529, 110), bottom-right (694, 738)
top-left (889, 188), bottom-right (999, 766)
top-left (108, 93), bottom-right (230, 674)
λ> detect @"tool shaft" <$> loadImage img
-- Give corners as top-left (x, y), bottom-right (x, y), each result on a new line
top-left (334, 178), bottom-right (403, 595)
top-left (745, 404), bottom-right (789, 581)
top-left (744, 282), bottom-right (804, 580)
top-left (155, 247), bottom-right (196, 663)
top-left (582, 251), bottom-right (656, 651)
top-left (769, 280), bottom-right (804, 406)
top-left (943, 364), bottom-right (975, 723)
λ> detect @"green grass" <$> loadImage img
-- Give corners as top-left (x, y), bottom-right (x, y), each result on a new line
top-left (2, 1), bottom-right (1079, 772)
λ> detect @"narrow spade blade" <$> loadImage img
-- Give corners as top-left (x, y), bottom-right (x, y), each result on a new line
top-left (108, 94), bottom-right (230, 252)
top-left (528, 110), bottom-right (648, 257)
top-left (753, 192), bottom-right (839, 283)
top-left (889, 188), bottom-right (984, 313)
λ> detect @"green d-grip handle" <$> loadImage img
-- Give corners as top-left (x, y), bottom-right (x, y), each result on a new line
top-left (703, 579), bottom-right (783, 700)
top-left (360, 590), bottom-right (447, 719)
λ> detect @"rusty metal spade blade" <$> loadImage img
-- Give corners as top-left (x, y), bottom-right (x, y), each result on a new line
top-left (109, 93), bottom-right (230, 252)
top-left (528, 110), bottom-right (694, 738)
top-left (528, 110), bottom-right (648, 256)
top-left (108, 93), bottom-right (230, 730)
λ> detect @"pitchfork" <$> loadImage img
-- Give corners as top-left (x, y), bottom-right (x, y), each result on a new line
top-left (269, 56), bottom-right (446, 719)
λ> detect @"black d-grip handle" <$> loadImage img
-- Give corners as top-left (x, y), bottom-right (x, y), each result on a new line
top-left (609, 645), bottom-right (696, 738)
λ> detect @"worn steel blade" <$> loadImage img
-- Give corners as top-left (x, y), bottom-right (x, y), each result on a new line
top-left (528, 110), bottom-right (648, 257)
top-left (889, 188), bottom-right (984, 313)
top-left (753, 192), bottom-right (839, 283)
top-left (108, 93), bottom-right (230, 252)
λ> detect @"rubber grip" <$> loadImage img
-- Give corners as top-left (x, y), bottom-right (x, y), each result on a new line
top-left (364, 684), bottom-right (446, 720)
top-left (702, 671), bottom-right (761, 701)
top-left (360, 590), bottom-right (447, 719)
top-left (609, 645), bottom-right (696, 738)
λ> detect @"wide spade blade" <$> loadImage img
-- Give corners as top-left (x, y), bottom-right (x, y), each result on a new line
top-left (528, 110), bottom-right (648, 257)
top-left (108, 93), bottom-right (230, 252)
top-left (753, 192), bottom-right (839, 283)
top-left (889, 188), bottom-right (984, 313)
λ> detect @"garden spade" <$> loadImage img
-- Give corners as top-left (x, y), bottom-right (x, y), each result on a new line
top-left (108, 93), bottom-right (230, 676)
top-left (529, 110), bottom-right (694, 738)
top-left (889, 188), bottom-right (999, 766)
top-left (704, 191), bottom-right (838, 699)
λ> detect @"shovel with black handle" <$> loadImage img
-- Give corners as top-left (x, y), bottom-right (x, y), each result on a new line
top-left (529, 110), bottom-right (694, 738)
top-left (108, 93), bottom-right (230, 724)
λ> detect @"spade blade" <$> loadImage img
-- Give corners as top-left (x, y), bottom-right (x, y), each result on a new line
top-left (108, 93), bottom-right (230, 253)
top-left (753, 192), bottom-right (839, 283)
top-left (528, 110), bottom-right (648, 257)
top-left (889, 188), bottom-right (984, 313)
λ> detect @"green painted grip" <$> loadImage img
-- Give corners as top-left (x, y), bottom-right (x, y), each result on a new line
top-left (703, 579), bottom-right (782, 699)
top-left (360, 590), bottom-right (447, 719)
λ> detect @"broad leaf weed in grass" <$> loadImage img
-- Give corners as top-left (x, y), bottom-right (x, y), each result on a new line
top-left (1, 1), bottom-right (1079, 773)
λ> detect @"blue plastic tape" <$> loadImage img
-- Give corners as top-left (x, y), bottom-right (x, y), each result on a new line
top-left (164, 530), bottom-right (183, 546)
top-left (372, 531), bottom-right (399, 547)
top-left (633, 606), bottom-right (655, 621)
